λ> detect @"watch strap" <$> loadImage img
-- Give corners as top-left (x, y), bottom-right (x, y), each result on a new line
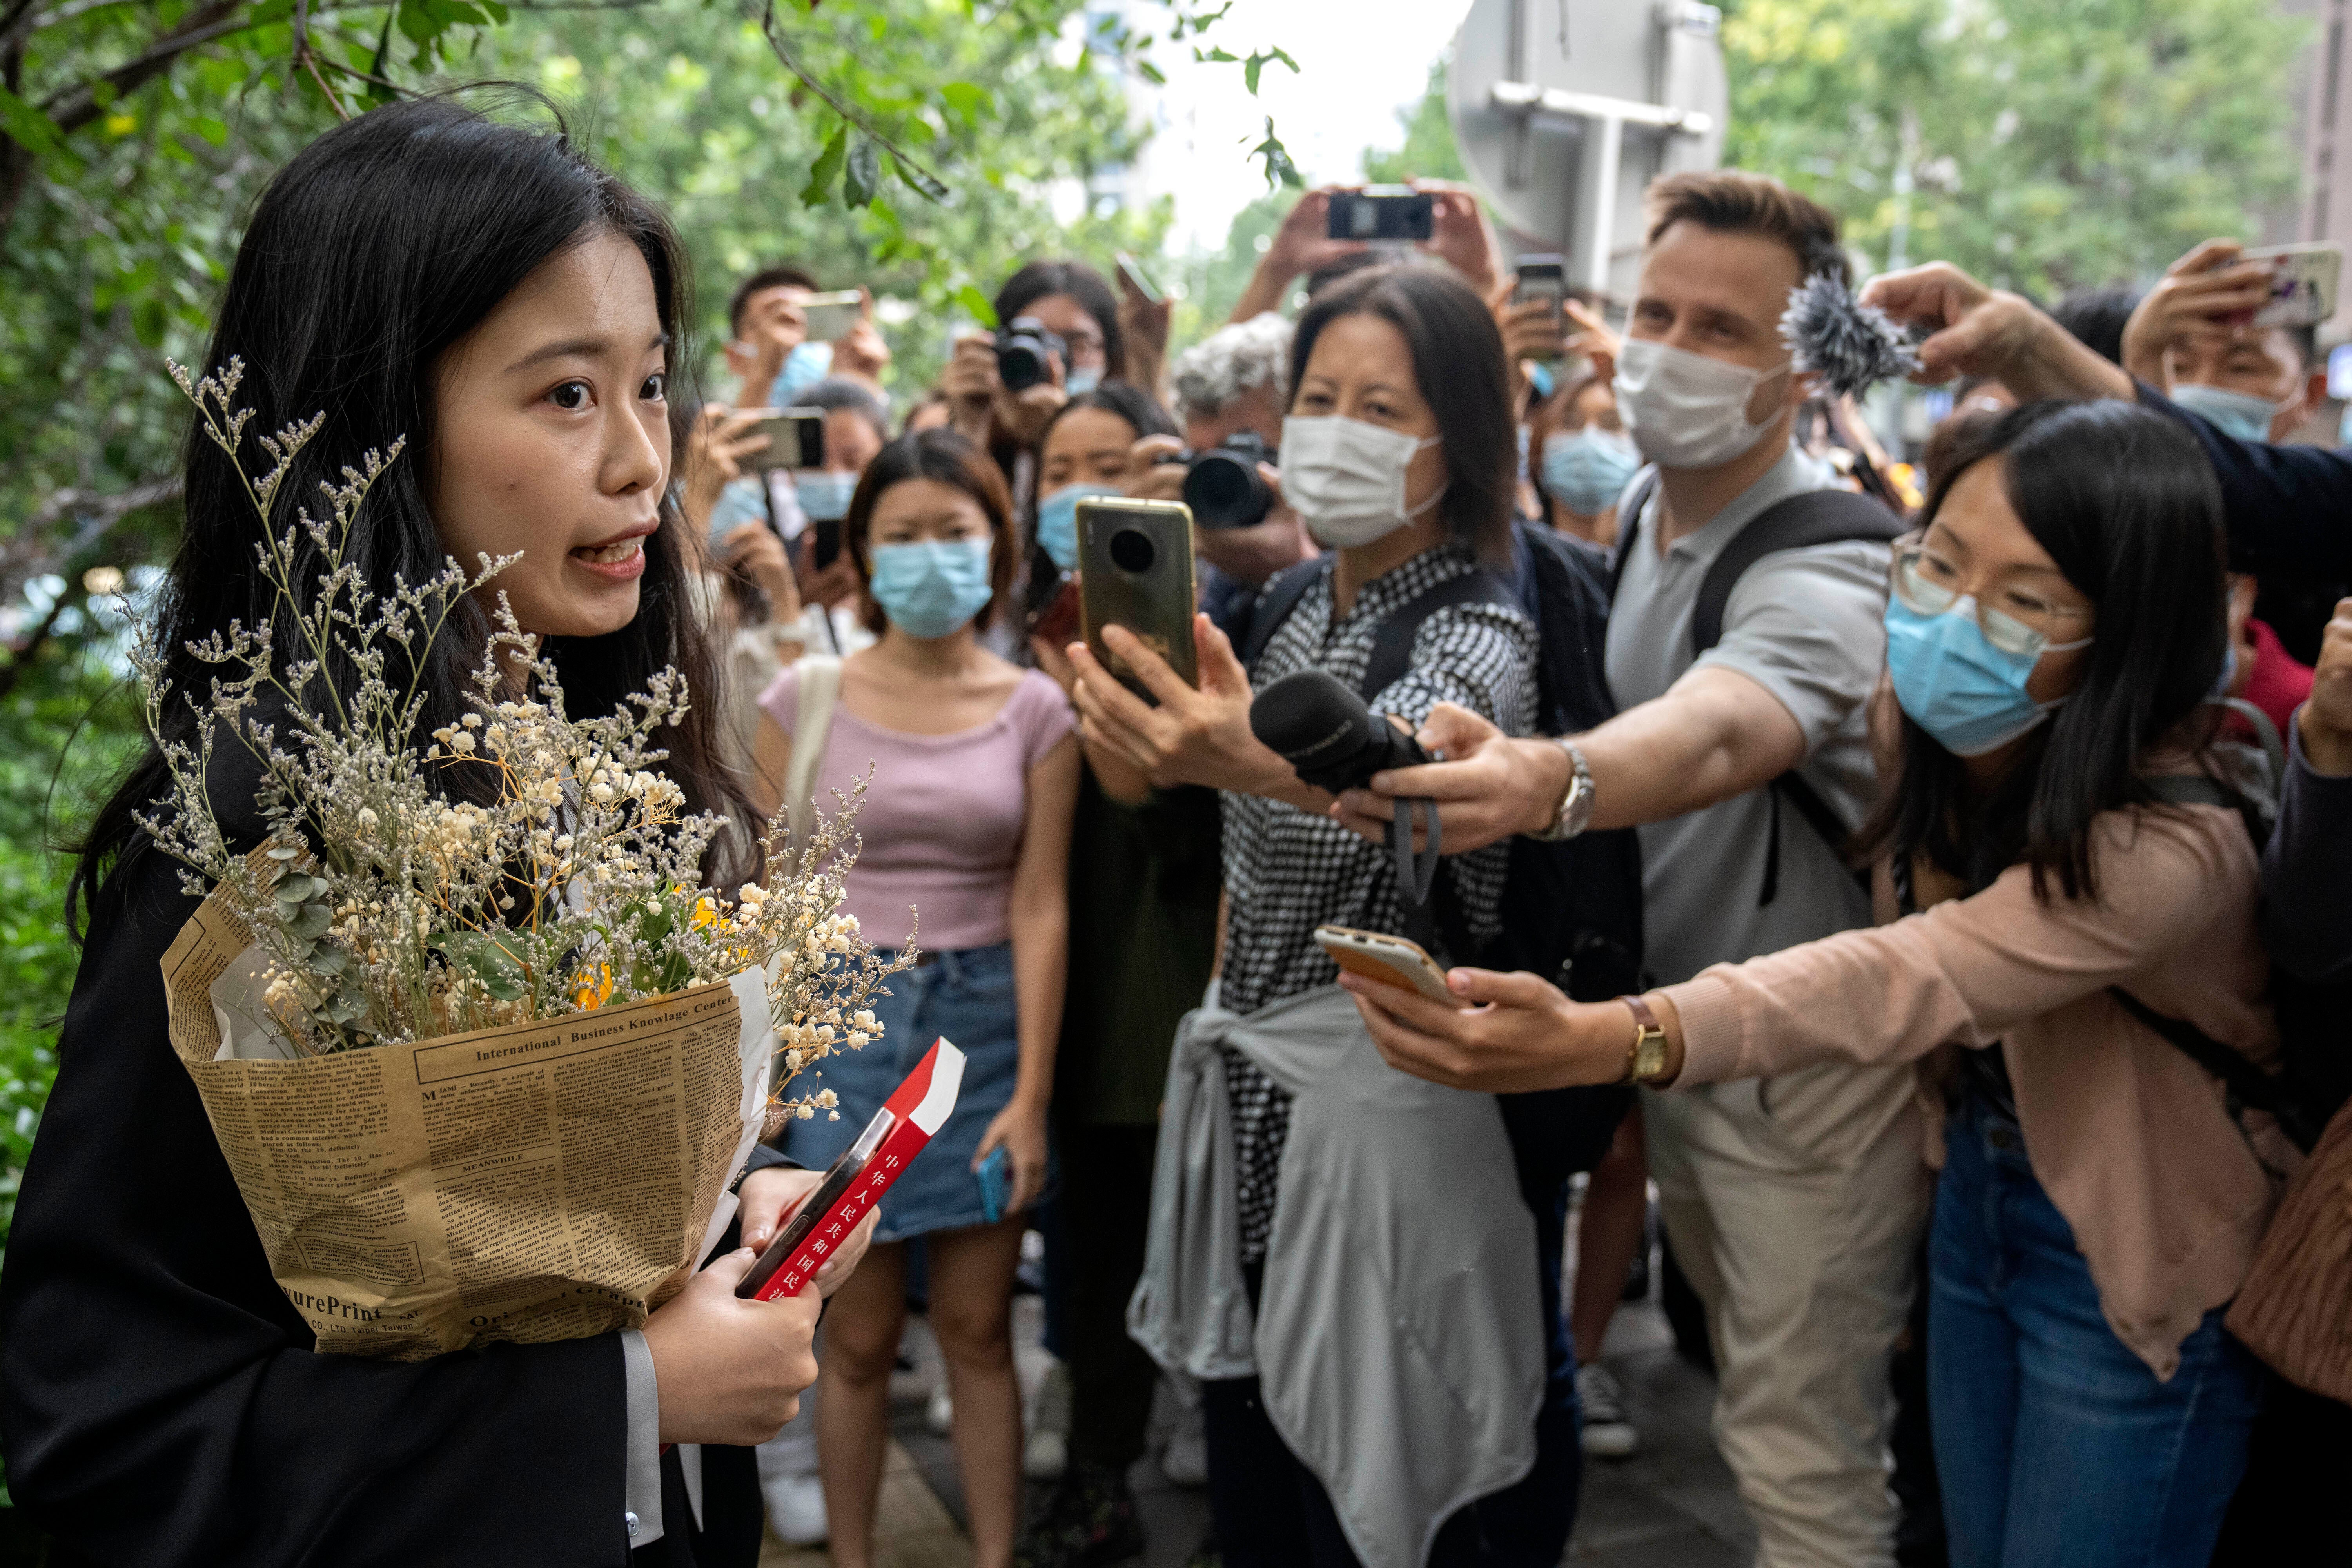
top-left (1617, 993), bottom-right (1672, 1086)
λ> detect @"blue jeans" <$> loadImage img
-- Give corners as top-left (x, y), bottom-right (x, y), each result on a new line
top-left (1928, 1096), bottom-right (2265, 1568)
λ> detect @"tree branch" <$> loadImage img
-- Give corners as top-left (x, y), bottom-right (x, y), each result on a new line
top-left (750, 0), bottom-right (949, 201)
top-left (38, 0), bottom-right (249, 134)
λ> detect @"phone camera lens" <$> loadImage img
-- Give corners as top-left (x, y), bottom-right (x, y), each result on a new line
top-left (1108, 527), bottom-right (1157, 574)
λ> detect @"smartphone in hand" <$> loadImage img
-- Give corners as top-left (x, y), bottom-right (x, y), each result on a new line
top-left (976, 1145), bottom-right (1012, 1224)
top-left (1076, 497), bottom-right (1198, 706)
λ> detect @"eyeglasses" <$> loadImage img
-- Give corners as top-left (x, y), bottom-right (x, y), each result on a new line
top-left (1893, 544), bottom-right (2094, 657)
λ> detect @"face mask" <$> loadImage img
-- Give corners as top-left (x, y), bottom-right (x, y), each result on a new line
top-left (2170, 382), bottom-right (2288, 444)
top-left (767, 341), bottom-right (833, 405)
top-left (1278, 414), bottom-right (1444, 548)
top-left (2210, 637), bottom-right (2239, 699)
top-left (1065, 366), bottom-right (1103, 396)
top-left (1035, 483), bottom-right (1121, 572)
top-left (1613, 337), bottom-right (1791, 470)
top-left (1884, 595), bottom-right (2093, 757)
top-left (793, 470), bottom-right (858, 523)
top-left (867, 538), bottom-right (995, 639)
top-left (1540, 428), bottom-right (1641, 517)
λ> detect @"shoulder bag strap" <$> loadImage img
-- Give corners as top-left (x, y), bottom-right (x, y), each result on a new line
top-left (783, 654), bottom-right (843, 851)
top-left (1359, 568), bottom-right (1520, 702)
top-left (1236, 558), bottom-right (1330, 673)
top-left (1686, 486), bottom-right (1904, 907)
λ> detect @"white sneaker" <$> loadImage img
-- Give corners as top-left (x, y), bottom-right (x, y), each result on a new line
top-left (1576, 1363), bottom-right (1640, 1459)
top-left (1024, 1359), bottom-right (1072, 1480)
top-left (926, 1378), bottom-right (954, 1436)
top-left (1160, 1428), bottom-right (1209, 1488)
top-left (762, 1471), bottom-right (829, 1546)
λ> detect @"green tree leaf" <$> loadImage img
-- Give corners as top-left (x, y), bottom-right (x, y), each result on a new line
top-left (844, 136), bottom-right (882, 208)
top-left (800, 121), bottom-right (848, 207)
top-left (0, 88), bottom-right (61, 158)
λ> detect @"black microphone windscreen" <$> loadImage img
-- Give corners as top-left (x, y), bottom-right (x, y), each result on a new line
top-left (1251, 670), bottom-right (1377, 768)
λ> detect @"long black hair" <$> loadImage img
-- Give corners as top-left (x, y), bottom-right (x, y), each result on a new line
top-left (1287, 264), bottom-right (1517, 563)
top-left (70, 93), bottom-right (746, 934)
top-left (1855, 399), bottom-right (2229, 904)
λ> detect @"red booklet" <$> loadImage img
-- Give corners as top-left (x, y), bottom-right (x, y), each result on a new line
top-left (736, 1036), bottom-right (966, 1301)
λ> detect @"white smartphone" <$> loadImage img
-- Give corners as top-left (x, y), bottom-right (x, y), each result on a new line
top-left (801, 289), bottom-right (864, 342)
top-left (2242, 243), bottom-right (2341, 330)
top-left (1314, 924), bottom-right (1463, 1007)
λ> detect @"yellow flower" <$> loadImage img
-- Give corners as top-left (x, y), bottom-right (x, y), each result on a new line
top-left (691, 896), bottom-right (718, 931)
top-left (572, 964), bottom-right (615, 1011)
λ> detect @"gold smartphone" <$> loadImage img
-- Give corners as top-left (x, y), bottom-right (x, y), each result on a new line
top-left (1077, 497), bottom-right (1197, 705)
top-left (1314, 924), bottom-right (1464, 1007)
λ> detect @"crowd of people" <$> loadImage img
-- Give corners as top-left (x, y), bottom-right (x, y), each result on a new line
top-left (3, 91), bottom-right (2348, 1568)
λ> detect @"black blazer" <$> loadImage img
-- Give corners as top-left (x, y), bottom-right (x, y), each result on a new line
top-left (0, 837), bottom-right (767, 1567)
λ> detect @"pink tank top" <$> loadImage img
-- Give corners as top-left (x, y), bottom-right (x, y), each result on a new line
top-left (759, 665), bottom-right (1074, 950)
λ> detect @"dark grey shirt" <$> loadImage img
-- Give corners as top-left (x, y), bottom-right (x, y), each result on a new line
top-left (2262, 724), bottom-right (2352, 984)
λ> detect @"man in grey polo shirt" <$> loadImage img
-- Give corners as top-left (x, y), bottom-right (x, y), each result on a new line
top-left (1333, 171), bottom-right (1928, 1568)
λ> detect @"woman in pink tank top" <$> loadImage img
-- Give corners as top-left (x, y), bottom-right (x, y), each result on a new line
top-left (751, 430), bottom-right (1078, 1568)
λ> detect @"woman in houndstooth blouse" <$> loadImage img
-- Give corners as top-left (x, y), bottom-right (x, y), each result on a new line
top-left (1070, 265), bottom-right (1562, 1568)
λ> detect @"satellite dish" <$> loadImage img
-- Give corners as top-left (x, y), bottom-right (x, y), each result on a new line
top-left (1448, 0), bottom-right (1728, 301)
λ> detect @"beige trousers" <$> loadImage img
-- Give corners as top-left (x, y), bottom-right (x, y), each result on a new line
top-left (1643, 1060), bottom-right (1933, 1568)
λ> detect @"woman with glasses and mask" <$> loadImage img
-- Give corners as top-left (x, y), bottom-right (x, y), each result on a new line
top-left (1065, 266), bottom-right (1576, 1568)
top-left (1348, 400), bottom-right (2285, 1568)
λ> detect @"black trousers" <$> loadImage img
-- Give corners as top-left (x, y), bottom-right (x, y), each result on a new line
top-left (1058, 1120), bottom-right (1163, 1472)
top-left (1201, 1248), bottom-right (1581, 1568)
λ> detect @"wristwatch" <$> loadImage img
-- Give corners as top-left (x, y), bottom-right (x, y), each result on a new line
top-left (1528, 738), bottom-right (1595, 842)
top-left (1617, 994), bottom-right (1675, 1087)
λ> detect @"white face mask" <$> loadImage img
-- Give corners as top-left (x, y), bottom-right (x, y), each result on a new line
top-left (1278, 414), bottom-right (1444, 548)
top-left (1613, 337), bottom-right (1793, 470)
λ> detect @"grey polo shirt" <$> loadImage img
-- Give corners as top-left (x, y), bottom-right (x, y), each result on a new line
top-left (1603, 443), bottom-right (1889, 985)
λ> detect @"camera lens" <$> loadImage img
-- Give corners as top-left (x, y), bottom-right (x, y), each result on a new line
top-left (1182, 449), bottom-right (1271, 529)
top-left (1108, 528), bottom-right (1157, 574)
top-left (998, 342), bottom-right (1045, 391)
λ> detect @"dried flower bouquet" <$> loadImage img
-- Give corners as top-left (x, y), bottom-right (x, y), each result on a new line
top-left (141, 356), bottom-right (906, 1117)
top-left (125, 359), bottom-right (913, 1357)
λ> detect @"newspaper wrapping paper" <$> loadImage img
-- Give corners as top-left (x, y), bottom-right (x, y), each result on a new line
top-left (159, 886), bottom-right (775, 1361)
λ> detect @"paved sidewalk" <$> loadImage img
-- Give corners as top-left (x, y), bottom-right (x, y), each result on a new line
top-left (760, 1292), bottom-right (1754, 1567)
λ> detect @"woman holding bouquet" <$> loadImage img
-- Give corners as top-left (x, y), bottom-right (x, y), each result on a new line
top-left (2, 99), bottom-right (869, 1566)
top-left (749, 428), bottom-right (1082, 1568)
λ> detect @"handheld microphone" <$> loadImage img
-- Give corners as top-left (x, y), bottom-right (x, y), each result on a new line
top-left (1248, 670), bottom-right (1445, 921)
top-left (1248, 670), bottom-right (1430, 792)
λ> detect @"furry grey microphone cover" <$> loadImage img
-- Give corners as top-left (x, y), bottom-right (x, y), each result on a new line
top-left (1779, 272), bottom-right (1921, 399)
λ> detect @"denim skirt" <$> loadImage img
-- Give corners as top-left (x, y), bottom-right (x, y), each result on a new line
top-left (780, 942), bottom-right (1025, 1243)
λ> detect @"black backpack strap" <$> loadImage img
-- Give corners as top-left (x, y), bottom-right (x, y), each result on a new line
top-left (1604, 470), bottom-right (1661, 604)
top-left (1359, 568), bottom-right (1519, 702)
top-left (1683, 486), bottom-right (1904, 907)
top-left (1236, 558), bottom-right (1330, 673)
top-left (2107, 986), bottom-right (2316, 1153)
top-left (1689, 487), bottom-right (1906, 656)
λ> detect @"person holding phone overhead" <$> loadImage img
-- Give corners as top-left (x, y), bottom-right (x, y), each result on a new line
top-left (1067, 266), bottom-right (1572, 1568)
top-left (749, 428), bottom-right (1080, 1568)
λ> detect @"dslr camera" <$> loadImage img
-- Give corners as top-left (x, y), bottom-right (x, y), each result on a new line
top-left (995, 316), bottom-right (1068, 392)
top-left (1177, 430), bottom-right (1274, 529)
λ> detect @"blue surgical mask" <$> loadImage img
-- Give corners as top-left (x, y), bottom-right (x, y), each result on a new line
top-left (867, 538), bottom-right (995, 639)
top-left (1884, 595), bottom-right (2092, 757)
top-left (2171, 382), bottom-right (2286, 444)
top-left (1540, 428), bottom-right (1641, 517)
top-left (767, 341), bottom-right (834, 405)
top-left (1065, 367), bottom-right (1102, 396)
top-left (794, 470), bottom-right (859, 523)
top-left (1036, 483), bottom-right (1121, 572)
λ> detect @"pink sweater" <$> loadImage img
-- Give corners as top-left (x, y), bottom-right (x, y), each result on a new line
top-left (1662, 801), bottom-right (2292, 1380)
